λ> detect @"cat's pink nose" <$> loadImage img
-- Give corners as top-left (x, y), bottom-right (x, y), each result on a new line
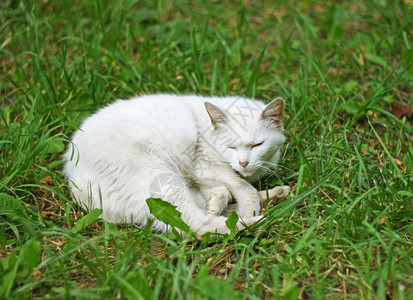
top-left (239, 161), bottom-right (249, 168)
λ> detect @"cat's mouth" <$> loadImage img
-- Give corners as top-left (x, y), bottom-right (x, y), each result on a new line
top-left (235, 167), bottom-right (257, 177)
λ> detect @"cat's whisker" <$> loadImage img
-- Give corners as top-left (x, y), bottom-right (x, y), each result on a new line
top-left (256, 165), bottom-right (280, 177)
top-left (246, 163), bottom-right (279, 178)
top-left (255, 161), bottom-right (279, 172)
top-left (262, 161), bottom-right (294, 173)
top-left (275, 164), bottom-right (295, 173)
top-left (253, 164), bottom-right (285, 182)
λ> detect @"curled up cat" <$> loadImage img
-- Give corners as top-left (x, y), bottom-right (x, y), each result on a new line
top-left (64, 95), bottom-right (290, 237)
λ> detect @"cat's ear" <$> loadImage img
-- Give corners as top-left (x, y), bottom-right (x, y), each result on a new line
top-left (204, 102), bottom-right (228, 127)
top-left (261, 97), bottom-right (284, 128)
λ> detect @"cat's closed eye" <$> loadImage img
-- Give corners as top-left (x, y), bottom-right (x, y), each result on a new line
top-left (228, 142), bottom-right (264, 150)
top-left (251, 142), bottom-right (264, 149)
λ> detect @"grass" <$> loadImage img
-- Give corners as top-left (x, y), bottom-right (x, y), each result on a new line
top-left (1, 0), bottom-right (412, 298)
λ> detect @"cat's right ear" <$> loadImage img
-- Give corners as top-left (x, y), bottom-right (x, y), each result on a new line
top-left (204, 102), bottom-right (228, 127)
top-left (261, 97), bottom-right (284, 128)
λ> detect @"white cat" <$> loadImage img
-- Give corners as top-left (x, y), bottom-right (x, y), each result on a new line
top-left (64, 95), bottom-right (290, 237)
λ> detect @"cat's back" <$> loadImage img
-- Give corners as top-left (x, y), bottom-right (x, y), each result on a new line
top-left (79, 94), bottom-right (194, 130)
top-left (65, 95), bottom-right (206, 172)
top-left (74, 94), bottom-right (200, 141)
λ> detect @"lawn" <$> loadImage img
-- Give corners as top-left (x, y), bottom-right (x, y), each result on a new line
top-left (1, 0), bottom-right (412, 298)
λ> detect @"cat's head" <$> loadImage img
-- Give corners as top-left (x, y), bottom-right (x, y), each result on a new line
top-left (204, 97), bottom-right (286, 182)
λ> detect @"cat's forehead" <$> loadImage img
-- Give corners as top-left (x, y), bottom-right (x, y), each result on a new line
top-left (222, 97), bottom-right (265, 129)
top-left (225, 119), bottom-right (265, 145)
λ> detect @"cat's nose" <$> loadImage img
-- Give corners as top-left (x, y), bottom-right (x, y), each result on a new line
top-left (239, 161), bottom-right (249, 168)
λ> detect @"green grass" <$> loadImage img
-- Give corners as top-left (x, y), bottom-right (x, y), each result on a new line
top-left (1, 0), bottom-right (412, 298)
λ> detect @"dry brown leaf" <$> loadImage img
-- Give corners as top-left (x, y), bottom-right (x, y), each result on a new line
top-left (394, 159), bottom-right (405, 170)
top-left (40, 211), bottom-right (55, 219)
top-left (32, 270), bottom-right (45, 282)
top-left (391, 102), bottom-right (411, 119)
top-left (40, 176), bottom-right (53, 186)
top-left (359, 53), bottom-right (365, 66)
top-left (77, 283), bottom-right (92, 289)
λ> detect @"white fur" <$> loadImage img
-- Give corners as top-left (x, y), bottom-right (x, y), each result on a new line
top-left (64, 94), bottom-right (286, 237)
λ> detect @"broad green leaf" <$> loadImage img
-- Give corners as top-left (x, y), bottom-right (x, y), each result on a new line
top-left (1, 106), bottom-right (13, 126)
top-left (364, 53), bottom-right (388, 68)
top-left (342, 80), bottom-right (358, 95)
top-left (193, 265), bottom-right (241, 299)
top-left (72, 209), bottom-right (102, 231)
top-left (325, 6), bottom-right (347, 41)
top-left (225, 211), bottom-right (239, 233)
top-left (46, 137), bottom-right (66, 154)
top-left (21, 238), bottom-right (42, 276)
top-left (340, 100), bottom-right (361, 115)
top-left (401, 48), bottom-right (413, 75)
top-left (283, 275), bottom-right (299, 300)
top-left (146, 198), bottom-right (190, 233)
top-left (107, 224), bottom-right (120, 234)
top-left (0, 266), bottom-right (18, 297)
top-left (112, 273), bottom-right (146, 300)
top-left (122, 271), bottom-right (153, 300)
top-left (0, 248), bottom-right (20, 297)
top-left (47, 159), bottom-right (64, 170)
top-left (200, 232), bottom-right (211, 245)
top-left (0, 226), bottom-right (5, 249)
top-left (0, 193), bottom-right (27, 217)
top-left (13, 216), bottom-right (36, 236)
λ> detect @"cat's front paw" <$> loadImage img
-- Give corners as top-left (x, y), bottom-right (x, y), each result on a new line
top-left (231, 185), bottom-right (261, 218)
top-left (206, 186), bottom-right (232, 216)
top-left (236, 199), bottom-right (261, 219)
